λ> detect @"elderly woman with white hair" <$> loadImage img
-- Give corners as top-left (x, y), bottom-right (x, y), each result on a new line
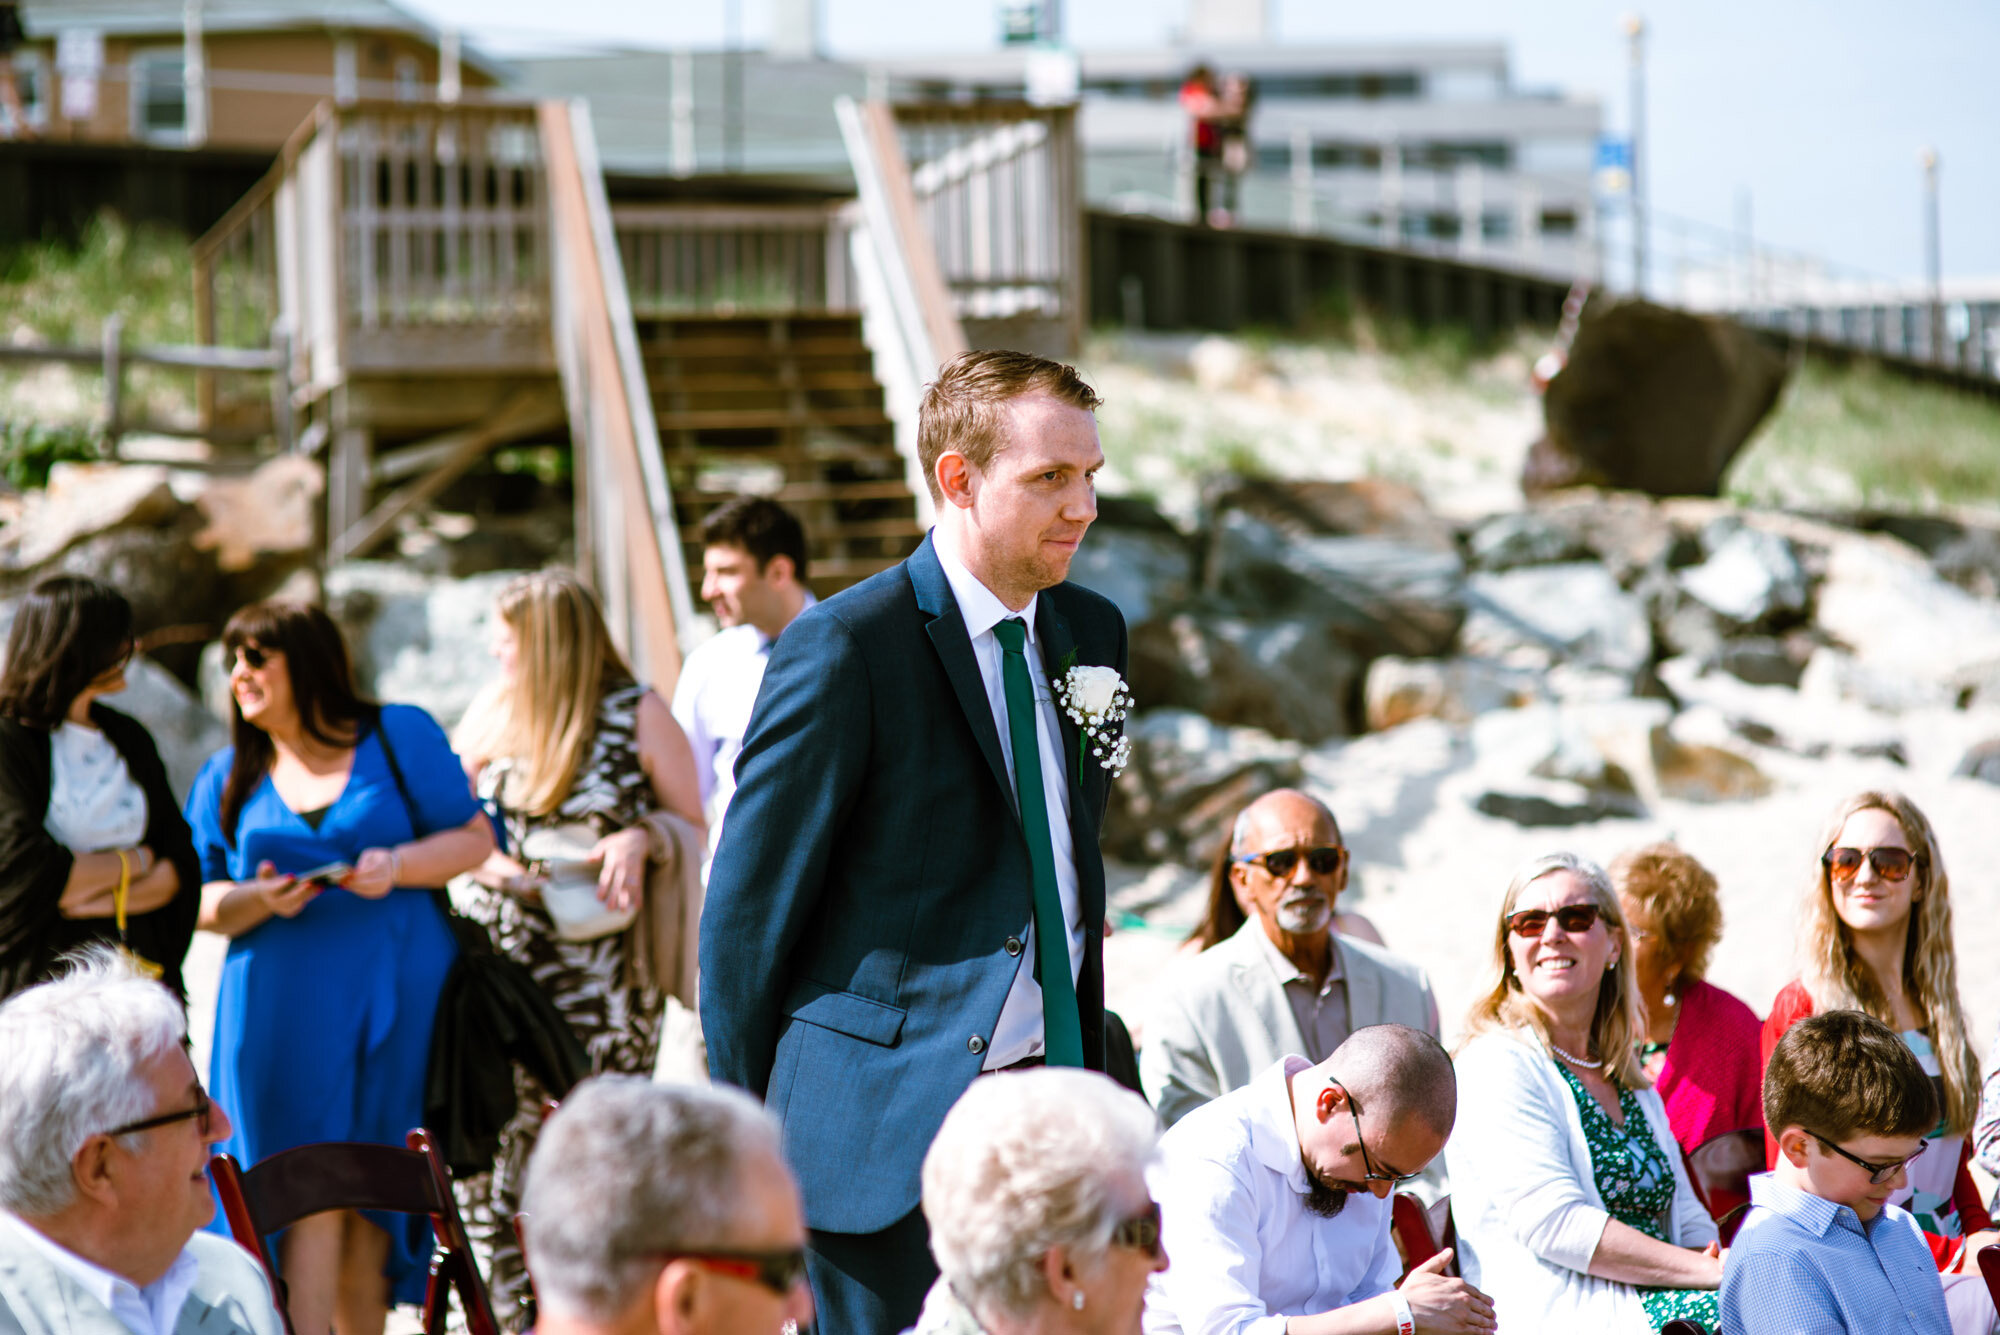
top-left (907, 1069), bottom-right (1167, 1335)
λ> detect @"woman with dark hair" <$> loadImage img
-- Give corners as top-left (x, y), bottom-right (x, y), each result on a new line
top-left (0, 575), bottom-right (199, 999)
top-left (185, 601), bottom-right (493, 1335)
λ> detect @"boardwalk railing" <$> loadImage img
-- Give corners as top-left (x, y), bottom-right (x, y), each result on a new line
top-left (612, 203), bottom-right (860, 318)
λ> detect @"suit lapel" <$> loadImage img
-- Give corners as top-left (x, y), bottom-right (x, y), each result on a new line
top-left (1228, 924), bottom-right (1310, 1058)
top-left (907, 536), bottom-right (1014, 814)
top-left (175, 1293), bottom-right (233, 1335)
top-left (1338, 937), bottom-right (1384, 1028)
top-left (0, 1239), bottom-right (101, 1335)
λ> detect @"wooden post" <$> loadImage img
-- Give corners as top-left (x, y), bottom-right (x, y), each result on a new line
top-left (268, 319), bottom-right (295, 452)
top-left (101, 314), bottom-right (124, 456)
top-left (193, 257), bottom-right (216, 429)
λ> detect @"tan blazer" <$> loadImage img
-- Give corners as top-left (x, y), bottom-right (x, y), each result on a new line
top-left (0, 1229), bottom-right (285, 1335)
top-left (1140, 920), bottom-right (1439, 1127)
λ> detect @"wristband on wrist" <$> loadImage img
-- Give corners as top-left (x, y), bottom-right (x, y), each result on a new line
top-left (1388, 1291), bottom-right (1416, 1335)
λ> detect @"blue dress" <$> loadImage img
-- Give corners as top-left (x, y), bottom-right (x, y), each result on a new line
top-left (185, 704), bottom-right (476, 1305)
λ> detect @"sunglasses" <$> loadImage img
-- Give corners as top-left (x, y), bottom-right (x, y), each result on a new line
top-left (1822, 846), bottom-right (1918, 884)
top-left (1232, 845), bottom-right (1348, 878)
top-left (1111, 1200), bottom-right (1164, 1259)
top-left (1330, 1079), bottom-right (1423, 1186)
top-left (1506, 904), bottom-right (1603, 938)
top-left (232, 644), bottom-right (276, 670)
top-left (1810, 1133), bottom-right (1926, 1186)
top-left (656, 1247), bottom-right (808, 1297)
top-left (105, 1083), bottom-right (213, 1139)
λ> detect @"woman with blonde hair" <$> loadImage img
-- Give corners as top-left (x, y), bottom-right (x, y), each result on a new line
top-left (1445, 852), bottom-right (1719, 1334)
top-left (452, 568), bottom-right (704, 1328)
top-left (1761, 791), bottom-right (1997, 1296)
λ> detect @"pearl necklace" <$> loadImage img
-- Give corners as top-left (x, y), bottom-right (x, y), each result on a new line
top-left (1547, 1041), bottom-right (1603, 1069)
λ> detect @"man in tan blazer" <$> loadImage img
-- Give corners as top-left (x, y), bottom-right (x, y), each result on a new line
top-left (1141, 790), bottom-right (1438, 1127)
top-left (0, 951), bottom-right (283, 1335)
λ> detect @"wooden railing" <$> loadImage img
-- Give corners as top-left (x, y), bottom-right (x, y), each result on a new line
top-left (544, 100), bottom-right (694, 692)
top-left (892, 101), bottom-right (1084, 355)
top-left (612, 204), bottom-right (860, 318)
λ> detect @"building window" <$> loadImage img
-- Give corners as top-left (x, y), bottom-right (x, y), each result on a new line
top-left (1482, 210), bottom-right (1513, 241)
top-left (394, 53), bottom-right (421, 101)
top-left (1257, 71), bottom-right (1421, 100)
top-left (1539, 208), bottom-right (1579, 238)
top-left (130, 48), bottom-right (186, 143)
top-left (2, 49), bottom-right (48, 133)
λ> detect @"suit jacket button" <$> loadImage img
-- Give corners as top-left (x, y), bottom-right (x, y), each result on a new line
top-left (1004, 936), bottom-right (1024, 956)
top-left (967, 1035), bottom-right (986, 1055)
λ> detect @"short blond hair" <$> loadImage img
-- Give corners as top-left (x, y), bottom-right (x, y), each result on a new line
top-left (1609, 842), bottom-right (1723, 983)
top-left (917, 350), bottom-right (1102, 504)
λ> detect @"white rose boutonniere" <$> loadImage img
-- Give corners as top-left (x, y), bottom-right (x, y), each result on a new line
top-left (1054, 662), bottom-right (1133, 780)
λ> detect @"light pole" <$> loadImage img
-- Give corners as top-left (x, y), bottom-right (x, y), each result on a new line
top-left (1625, 14), bottom-right (1646, 298)
top-left (1921, 147), bottom-right (1942, 362)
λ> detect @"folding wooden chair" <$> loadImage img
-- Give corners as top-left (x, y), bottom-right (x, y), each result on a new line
top-left (1686, 1127), bottom-right (1764, 1242)
top-left (1390, 1192), bottom-right (1456, 1280)
top-left (1977, 1244), bottom-right (2000, 1311)
top-left (209, 1128), bottom-right (499, 1335)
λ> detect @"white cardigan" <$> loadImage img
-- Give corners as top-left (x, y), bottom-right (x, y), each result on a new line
top-left (1444, 1029), bottom-right (1718, 1335)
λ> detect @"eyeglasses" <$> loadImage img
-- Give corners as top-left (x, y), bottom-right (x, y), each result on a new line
top-left (1232, 845), bottom-right (1347, 878)
top-left (654, 1247), bottom-right (808, 1297)
top-left (1111, 1200), bottom-right (1163, 1260)
top-left (232, 644), bottom-right (274, 670)
top-left (1505, 904), bottom-right (1602, 938)
top-left (1822, 846), bottom-right (1918, 884)
top-left (105, 1083), bottom-right (212, 1139)
top-left (1809, 1133), bottom-right (1926, 1185)
top-left (1329, 1078), bottom-right (1421, 1186)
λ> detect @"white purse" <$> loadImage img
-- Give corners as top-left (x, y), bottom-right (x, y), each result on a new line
top-left (519, 822), bottom-right (638, 943)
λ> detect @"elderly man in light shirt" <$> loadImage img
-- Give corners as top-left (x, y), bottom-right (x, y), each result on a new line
top-left (1143, 1025), bottom-right (1494, 1335)
top-left (671, 495), bottom-right (814, 852)
top-left (0, 949), bottom-right (284, 1335)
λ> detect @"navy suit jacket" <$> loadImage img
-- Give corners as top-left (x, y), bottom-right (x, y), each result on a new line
top-left (699, 533), bottom-right (1128, 1236)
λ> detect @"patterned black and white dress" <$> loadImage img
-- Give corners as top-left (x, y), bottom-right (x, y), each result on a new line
top-left (453, 677), bottom-right (663, 1329)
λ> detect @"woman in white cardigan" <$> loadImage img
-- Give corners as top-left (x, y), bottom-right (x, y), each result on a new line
top-left (1445, 852), bottom-right (1722, 1334)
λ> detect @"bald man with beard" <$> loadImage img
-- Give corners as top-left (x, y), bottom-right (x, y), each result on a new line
top-left (1141, 790), bottom-right (1439, 1128)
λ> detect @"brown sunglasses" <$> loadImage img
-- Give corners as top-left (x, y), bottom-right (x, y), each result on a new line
top-left (1822, 846), bottom-right (1918, 884)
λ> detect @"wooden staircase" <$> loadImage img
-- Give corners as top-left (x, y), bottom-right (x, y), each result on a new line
top-left (640, 313), bottom-right (925, 602)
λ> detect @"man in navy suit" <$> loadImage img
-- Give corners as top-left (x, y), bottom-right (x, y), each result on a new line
top-left (699, 349), bottom-right (1128, 1335)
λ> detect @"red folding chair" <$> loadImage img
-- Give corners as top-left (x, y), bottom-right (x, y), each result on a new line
top-left (1977, 1244), bottom-right (2000, 1312)
top-left (209, 1128), bottom-right (499, 1335)
top-left (1686, 1127), bottom-right (1764, 1243)
top-left (1391, 1192), bottom-right (1456, 1280)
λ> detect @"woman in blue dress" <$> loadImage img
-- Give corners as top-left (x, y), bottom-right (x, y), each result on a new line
top-left (186, 601), bottom-right (493, 1335)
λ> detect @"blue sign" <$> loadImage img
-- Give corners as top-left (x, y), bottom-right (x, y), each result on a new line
top-left (1595, 137), bottom-right (1632, 171)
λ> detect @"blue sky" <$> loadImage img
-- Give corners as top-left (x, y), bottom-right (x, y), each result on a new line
top-left (404, 0), bottom-right (1999, 285)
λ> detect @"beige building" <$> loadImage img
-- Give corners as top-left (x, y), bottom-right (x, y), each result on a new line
top-left (7, 0), bottom-right (500, 149)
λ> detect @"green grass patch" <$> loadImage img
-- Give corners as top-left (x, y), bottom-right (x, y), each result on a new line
top-left (1726, 357), bottom-right (2000, 510)
top-left (0, 421), bottom-right (104, 490)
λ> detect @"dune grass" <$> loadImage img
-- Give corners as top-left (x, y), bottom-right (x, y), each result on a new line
top-left (1725, 357), bottom-right (2000, 512)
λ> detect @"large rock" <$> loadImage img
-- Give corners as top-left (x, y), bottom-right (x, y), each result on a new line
top-left (1463, 510), bottom-right (1590, 572)
top-left (190, 455), bottom-right (322, 573)
top-left (1129, 609), bottom-right (1360, 745)
top-left (1103, 709), bottom-right (1306, 866)
top-left (1209, 512), bottom-right (1463, 659)
top-left (1460, 563), bottom-right (1652, 675)
top-left (1677, 524), bottom-right (1809, 627)
top-left (325, 564), bottom-right (525, 731)
top-left (1066, 497), bottom-right (1194, 627)
top-left (0, 463), bottom-right (181, 571)
top-left (1363, 655), bottom-right (1538, 731)
top-left (1814, 534), bottom-right (2000, 694)
top-left (1209, 477), bottom-right (1457, 552)
top-left (101, 655), bottom-right (229, 802)
top-left (1527, 299), bottom-right (1789, 497)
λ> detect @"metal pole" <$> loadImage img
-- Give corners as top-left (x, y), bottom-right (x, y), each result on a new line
top-left (1921, 147), bottom-right (1942, 363)
top-left (1625, 14), bottom-right (1646, 297)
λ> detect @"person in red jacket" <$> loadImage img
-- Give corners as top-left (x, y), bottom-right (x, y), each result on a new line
top-left (1760, 790), bottom-right (1998, 1332)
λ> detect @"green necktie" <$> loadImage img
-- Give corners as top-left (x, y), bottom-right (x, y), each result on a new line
top-left (992, 616), bottom-right (1085, 1068)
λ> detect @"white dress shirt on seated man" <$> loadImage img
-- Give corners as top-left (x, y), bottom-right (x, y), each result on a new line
top-left (933, 526), bottom-right (1083, 1071)
top-left (1143, 1056), bottom-right (1401, 1335)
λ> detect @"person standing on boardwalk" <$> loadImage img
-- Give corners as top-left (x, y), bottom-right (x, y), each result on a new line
top-left (700, 349), bottom-right (1128, 1335)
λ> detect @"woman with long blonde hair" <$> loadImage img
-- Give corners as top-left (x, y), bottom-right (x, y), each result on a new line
top-left (452, 568), bottom-right (704, 1328)
top-left (1761, 791), bottom-right (1996, 1288)
top-left (1446, 852), bottom-right (1720, 1334)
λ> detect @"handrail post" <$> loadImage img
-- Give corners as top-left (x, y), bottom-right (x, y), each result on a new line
top-left (194, 255), bottom-right (216, 428)
top-left (269, 319), bottom-right (295, 452)
top-left (101, 314), bottom-right (124, 457)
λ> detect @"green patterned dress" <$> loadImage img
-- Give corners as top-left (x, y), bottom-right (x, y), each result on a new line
top-left (1556, 1063), bottom-right (1721, 1333)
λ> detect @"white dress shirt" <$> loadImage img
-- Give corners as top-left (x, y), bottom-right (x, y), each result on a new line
top-left (2, 1213), bottom-right (201, 1335)
top-left (1143, 1056), bottom-right (1401, 1335)
top-left (670, 594), bottom-right (814, 853)
top-left (931, 528), bottom-right (1084, 1071)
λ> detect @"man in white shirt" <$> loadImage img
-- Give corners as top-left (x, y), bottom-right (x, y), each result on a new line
top-left (671, 496), bottom-right (813, 851)
top-left (1144, 1024), bottom-right (1495, 1335)
top-left (0, 949), bottom-right (285, 1335)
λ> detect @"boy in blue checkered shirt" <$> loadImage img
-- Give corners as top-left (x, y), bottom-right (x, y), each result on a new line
top-left (1721, 1010), bottom-right (1951, 1335)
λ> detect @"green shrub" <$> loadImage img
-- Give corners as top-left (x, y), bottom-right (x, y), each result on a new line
top-left (0, 421), bottom-right (103, 490)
